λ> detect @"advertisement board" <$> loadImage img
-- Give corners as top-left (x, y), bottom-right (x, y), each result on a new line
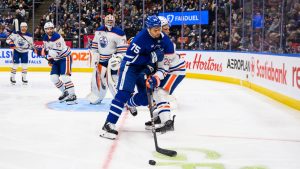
top-left (1, 48), bottom-right (299, 109)
top-left (158, 11), bottom-right (209, 25)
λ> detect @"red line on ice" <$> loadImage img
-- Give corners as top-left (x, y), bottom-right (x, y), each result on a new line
top-left (101, 111), bottom-right (129, 169)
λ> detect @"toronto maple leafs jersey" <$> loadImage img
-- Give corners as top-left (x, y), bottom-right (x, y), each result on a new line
top-left (42, 32), bottom-right (71, 60)
top-left (91, 26), bottom-right (127, 64)
top-left (123, 29), bottom-right (175, 66)
top-left (6, 31), bottom-right (33, 53)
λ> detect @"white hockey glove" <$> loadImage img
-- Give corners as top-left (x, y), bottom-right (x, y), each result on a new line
top-left (109, 53), bottom-right (122, 71)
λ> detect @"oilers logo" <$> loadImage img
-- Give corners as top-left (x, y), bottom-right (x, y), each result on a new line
top-left (17, 38), bottom-right (26, 47)
top-left (99, 36), bottom-right (108, 48)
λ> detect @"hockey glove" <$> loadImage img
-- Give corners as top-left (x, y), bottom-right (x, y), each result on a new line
top-left (34, 48), bottom-right (48, 56)
top-left (48, 58), bottom-right (54, 66)
top-left (143, 64), bottom-right (155, 76)
top-left (150, 48), bottom-right (164, 63)
top-left (146, 75), bottom-right (160, 90)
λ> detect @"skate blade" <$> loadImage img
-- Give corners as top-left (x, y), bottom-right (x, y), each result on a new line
top-left (66, 100), bottom-right (78, 105)
top-left (99, 132), bottom-right (117, 140)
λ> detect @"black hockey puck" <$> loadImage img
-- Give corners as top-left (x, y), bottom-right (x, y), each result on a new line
top-left (148, 160), bottom-right (156, 165)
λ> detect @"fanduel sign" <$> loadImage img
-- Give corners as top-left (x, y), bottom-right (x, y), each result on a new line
top-left (159, 11), bottom-right (209, 25)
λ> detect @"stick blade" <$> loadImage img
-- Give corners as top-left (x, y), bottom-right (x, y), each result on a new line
top-left (157, 147), bottom-right (177, 157)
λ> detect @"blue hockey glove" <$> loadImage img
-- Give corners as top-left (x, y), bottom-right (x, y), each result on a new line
top-left (150, 48), bottom-right (164, 63)
top-left (34, 48), bottom-right (48, 56)
top-left (143, 64), bottom-right (155, 76)
top-left (48, 58), bottom-right (54, 66)
top-left (146, 75), bottom-right (160, 90)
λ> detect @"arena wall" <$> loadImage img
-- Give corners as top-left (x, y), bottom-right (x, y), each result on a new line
top-left (0, 49), bottom-right (299, 110)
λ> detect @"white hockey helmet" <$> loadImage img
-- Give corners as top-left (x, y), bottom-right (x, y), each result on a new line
top-left (104, 14), bottom-right (115, 29)
top-left (20, 22), bottom-right (27, 27)
top-left (158, 16), bottom-right (170, 27)
top-left (44, 22), bottom-right (54, 30)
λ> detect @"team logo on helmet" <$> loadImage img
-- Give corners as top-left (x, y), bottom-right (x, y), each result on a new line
top-left (99, 36), bottom-right (108, 48)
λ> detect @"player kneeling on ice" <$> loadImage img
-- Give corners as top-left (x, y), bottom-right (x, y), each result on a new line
top-left (6, 22), bottom-right (33, 85)
top-left (127, 16), bottom-right (186, 133)
top-left (87, 14), bottom-right (127, 105)
top-left (99, 15), bottom-right (174, 140)
top-left (35, 22), bottom-right (77, 105)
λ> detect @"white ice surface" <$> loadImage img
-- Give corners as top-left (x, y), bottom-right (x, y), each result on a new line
top-left (0, 72), bottom-right (300, 169)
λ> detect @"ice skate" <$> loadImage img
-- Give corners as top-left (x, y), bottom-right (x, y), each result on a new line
top-left (100, 121), bottom-right (118, 140)
top-left (65, 94), bottom-right (77, 105)
top-left (155, 115), bottom-right (176, 133)
top-left (145, 116), bottom-right (161, 130)
top-left (58, 91), bottom-right (69, 102)
top-left (10, 77), bottom-right (16, 85)
top-left (22, 77), bottom-right (28, 85)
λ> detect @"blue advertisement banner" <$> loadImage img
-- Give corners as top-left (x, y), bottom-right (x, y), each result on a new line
top-left (159, 11), bottom-right (209, 25)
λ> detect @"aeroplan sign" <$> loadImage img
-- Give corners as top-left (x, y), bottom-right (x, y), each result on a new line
top-left (159, 11), bottom-right (209, 25)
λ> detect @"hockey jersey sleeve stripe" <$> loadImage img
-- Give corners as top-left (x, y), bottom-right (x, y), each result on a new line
top-left (58, 47), bottom-right (71, 58)
top-left (169, 61), bottom-right (186, 70)
top-left (125, 55), bottom-right (134, 59)
top-left (52, 48), bottom-right (62, 52)
top-left (117, 45), bottom-right (127, 48)
top-left (158, 67), bottom-right (168, 73)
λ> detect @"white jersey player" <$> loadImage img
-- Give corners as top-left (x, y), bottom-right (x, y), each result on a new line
top-left (145, 16), bottom-right (186, 132)
top-left (35, 22), bottom-right (77, 105)
top-left (6, 22), bottom-right (33, 85)
top-left (87, 14), bottom-right (127, 104)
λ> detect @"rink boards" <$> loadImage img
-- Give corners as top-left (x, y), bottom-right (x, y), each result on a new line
top-left (0, 48), bottom-right (299, 110)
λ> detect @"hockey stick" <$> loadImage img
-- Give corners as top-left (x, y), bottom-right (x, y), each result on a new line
top-left (146, 86), bottom-right (177, 157)
top-left (17, 33), bottom-right (49, 61)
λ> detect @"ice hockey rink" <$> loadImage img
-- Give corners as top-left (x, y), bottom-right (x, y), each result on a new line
top-left (0, 72), bottom-right (300, 169)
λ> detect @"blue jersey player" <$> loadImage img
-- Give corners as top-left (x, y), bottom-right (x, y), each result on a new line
top-left (100, 15), bottom-right (175, 140)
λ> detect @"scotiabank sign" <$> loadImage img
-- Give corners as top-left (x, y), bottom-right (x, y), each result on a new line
top-left (252, 59), bottom-right (287, 85)
top-left (179, 50), bottom-right (300, 100)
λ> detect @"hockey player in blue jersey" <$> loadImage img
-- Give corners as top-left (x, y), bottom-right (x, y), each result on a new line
top-left (100, 15), bottom-right (175, 140)
top-left (6, 22), bottom-right (33, 85)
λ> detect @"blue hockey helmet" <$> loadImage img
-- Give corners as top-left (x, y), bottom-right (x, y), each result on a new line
top-left (145, 15), bottom-right (161, 29)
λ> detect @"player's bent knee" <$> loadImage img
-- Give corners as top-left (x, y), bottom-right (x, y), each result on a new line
top-left (50, 74), bottom-right (60, 83)
top-left (60, 75), bottom-right (71, 83)
top-left (115, 90), bottom-right (131, 103)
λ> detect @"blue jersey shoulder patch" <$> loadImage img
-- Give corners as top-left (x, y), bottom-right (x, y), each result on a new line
top-left (111, 27), bottom-right (125, 36)
top-left (96, 26), bottom-right (106, 31)
top-left (42, 32), bottom-right (60, 41)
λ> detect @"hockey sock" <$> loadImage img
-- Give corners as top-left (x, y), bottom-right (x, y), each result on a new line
top-left (21, 64), bottom-right (28, 81)
top-left (10, 64), bottom-right (18, 79)
top-left (64, 81), bottom-right (75, 95)
top-left (156, 101), bottom-right (171, 123)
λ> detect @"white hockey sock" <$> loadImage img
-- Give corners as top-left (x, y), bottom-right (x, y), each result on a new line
top-left (64, 81), bottom-right (75, 95)
top-left (21, 64), bottom-right (28, 80)
top-left (10, 64), bottom-right (18, 79)
top-left (51, 74), bottom-right (64, 93)
top-left (55, 80), bottom-right (65, 92)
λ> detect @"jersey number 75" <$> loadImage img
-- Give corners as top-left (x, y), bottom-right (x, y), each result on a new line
top-left (130, 43), bottom-right (141, 54)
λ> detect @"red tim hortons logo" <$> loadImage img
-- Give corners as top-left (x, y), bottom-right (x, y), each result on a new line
top-left (185, 53), bottom-right (222, 72)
